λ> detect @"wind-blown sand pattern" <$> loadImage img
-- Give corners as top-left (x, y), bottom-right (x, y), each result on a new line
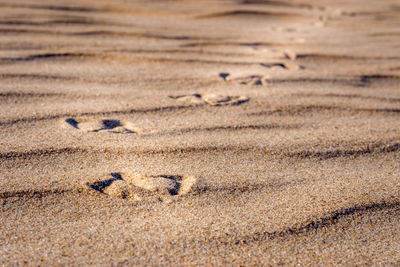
top-left (1, 0), bottom-right (400, 265)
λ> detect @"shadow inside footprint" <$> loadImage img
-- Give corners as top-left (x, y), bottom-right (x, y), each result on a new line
top-left (219, 72), bottom-right (230, 81)
top-left (87, 173), bottom-right (122, 193)
top-left (65, 118), bottom-right (79, 129)
top-left (153, 175), bottom-right (183, 195)
top-left (101, 120), bottom-right (122, 130)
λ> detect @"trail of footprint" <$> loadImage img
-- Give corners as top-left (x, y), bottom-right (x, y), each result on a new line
top-left (169, 94), bottom-right (249, 106)
top-left (63, 118), bottom-right (149, 134)
top-left (85, 172), bottom-right (197, 203)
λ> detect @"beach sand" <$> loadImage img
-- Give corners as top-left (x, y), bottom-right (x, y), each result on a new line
top-left (1, 0), bottom-right (400, 265)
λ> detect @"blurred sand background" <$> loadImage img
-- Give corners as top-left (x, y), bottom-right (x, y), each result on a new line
top-left (1, 0), bottom-right (400, 265)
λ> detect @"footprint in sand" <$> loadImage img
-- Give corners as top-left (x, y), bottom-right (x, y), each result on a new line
top-left (86, 172), bottom-right (197, 203)
top-left (169, 93), bottom-right (249, 106)
top-left (219, 72), bottom-right (268, 86)
top-left (63, 118), bottom-right (149, 134)
top-left (236, 75), bottom-right (269, 86)
top-left (260, 62), bottom-right (301, 70)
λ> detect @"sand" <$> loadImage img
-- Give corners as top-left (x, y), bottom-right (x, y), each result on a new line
top-left (1, 0), bottom-right (400, 265)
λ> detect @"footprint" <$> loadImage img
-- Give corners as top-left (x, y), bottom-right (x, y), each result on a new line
top-left (63, 118), bottom-right (149, 134)
top-left (169, 94), bottom-right (249, 106)
top-left (260, 62), bottom-right (301, 70)
top-left (236, 75), bottom-right (269, 86)
top-left (202, 94), bottom-right (249, 106)
top-left (169, 94), bottom-right (204, 104)
top-left (85, 172), bottom-right (197, 203)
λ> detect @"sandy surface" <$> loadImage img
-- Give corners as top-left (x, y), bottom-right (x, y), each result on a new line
top-left (1, 0), bottom-right (400, 265)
